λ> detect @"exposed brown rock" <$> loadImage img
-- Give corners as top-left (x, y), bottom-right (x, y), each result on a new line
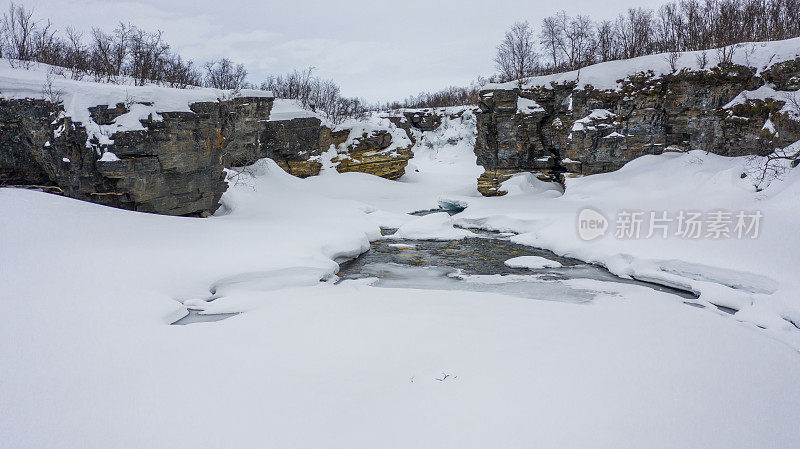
top-left (275, 160), bottom-right (322, 178)
top-left (264, 124), bottom-right (413, 179)
top-left (477, 169), bottom-right (519, 196)
top-left (335, 146), bottom-right (413, 180)
top-left (474, 59), bottom-right (800, 195)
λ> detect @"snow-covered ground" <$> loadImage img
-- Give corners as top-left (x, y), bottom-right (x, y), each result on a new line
top-left (448, 151), bottom-right (800, 349)
top-left (486, 37), bottom-right (800, 91)
top-left (0, 60), bottom-right (315, 149)
top-left (400, 107), bottom-right (484, 195)
top-left (2, 100), bottom-right (800, 447)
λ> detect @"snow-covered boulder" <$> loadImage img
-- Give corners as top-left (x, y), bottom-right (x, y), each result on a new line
top-left (389, 212), bottom-right (474, 241)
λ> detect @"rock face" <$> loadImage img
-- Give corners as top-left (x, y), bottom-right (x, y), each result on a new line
top-left (334, 130), bottom-right (413, 180)
top-left (387, 110), bottom-right (443, 134)
top-left (259, 117), bottom-right (328, 178)
top-left (2, 95), bottom-right (416, 215)
top-left (475, 60), bottom-right (800, 196)
top-left (0, 99), bottom-right (56, 188)
top-left (0, 96), bottom-right (273, 216)
top-left (263, 121), bottom-right (414, 180)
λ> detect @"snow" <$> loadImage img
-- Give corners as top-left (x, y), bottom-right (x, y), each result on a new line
top-left (2, 171), bottom-right (800, 448)
top-left (724, 85), bottom-right (800, 119)
top-left (505, 255), bottom-right (563, 269)
top-left (363, 209), bottom-right (417, 228)
top-left (336, 115), bottom-right (412, 155)
top-left (572, 108), bottom-right (616, 131)
top-left (454, 150), bottom-right (800, 349)
top-left (97, 151), bottom-right (120, 162)
top-left (0, 59), bottom-right (273, 147)
top-left (517, 96), bottom-right (545, 114)
top-left (763, 119), bottom-right (776, 133)
top-left (389, 212), bottom-right (474, 241)
top-left (2, 67), bottom-right (800, 448)
top-left (267, 98), bottom-right (320, 122)
top-left (499, 171), bottom-right (563, 196)
top-left (485, 37), bottom-right (800, 92)
top-left (398, 107), bottom-right (483, 196)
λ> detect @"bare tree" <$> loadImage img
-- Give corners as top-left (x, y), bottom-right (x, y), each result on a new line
top-left (681, 0), bottom-right (703, 51)
top-left (90, 28), bottom-right (114, 82)
top-left (665, 50), bottom-right (681, 71)
top-left (746, 146), bottom-right (800, 191)
top-left (203, 58), bottom-right (248, 91)
top-left (41, 69), bottom-right (63, 115)
top-left (311, 78), bottom-right (340, 113)
top-left (64, 27), bottom-right (88, 80)
top-left (2, 2), bottom-right (37, 67)
top-left (539, 15), bottom-right (564, 70)
top-left (379, 77), bottom-right (485, 110)
top-left (163, 53), bottom-right (201, 88)
top-left (617, 8), bottom-right (655, 59)
top-left (742, 42), bottom-right (757, 67)
top-left (716, 43), bottom-right (737, 66)
top-left (111, 23), bottom-right (131, 77)
top-left (261, 67), bottom-right (315, 104)
top-left (327, 96), bottom-right (367, 125)
top-left (560, 14), bottom-right (596, 70)
top-left (695, 49), bottom-right (709, 69)
top-left (743, 92), bottom-right (800, 190)
top-left (128, 28), bottom-right (169, 86)
top-left (260, 67), bottom-right (370, 124)
top-left (88, 24), bottom-right (132, 83)
top-left (495, 21), bottom-right (539, 84)
top-left (656, 2), bottom-right (682, 52)
top-left (596, 20), bottom-right (618, 62)
top-left (33, 19), bottom-right (59, 66)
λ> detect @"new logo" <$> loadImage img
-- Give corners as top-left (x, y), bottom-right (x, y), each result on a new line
top-left (577, 208), bottom-right (608, 241)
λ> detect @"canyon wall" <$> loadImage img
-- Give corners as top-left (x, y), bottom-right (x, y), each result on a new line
top-left (475, 59), bottom-right (800, 196)
top-left (0, 96), bottom-right (272, 216)
top-left (1, 96), bottom-right (414, 216)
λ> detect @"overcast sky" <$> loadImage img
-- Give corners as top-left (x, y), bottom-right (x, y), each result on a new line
top-left (22, 0), bottom-right (667, 103)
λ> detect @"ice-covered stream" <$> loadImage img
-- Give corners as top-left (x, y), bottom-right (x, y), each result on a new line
top-left (336, 223), bottom-right (699, 303)
top-left (174, 213), bottom-right (714, 325)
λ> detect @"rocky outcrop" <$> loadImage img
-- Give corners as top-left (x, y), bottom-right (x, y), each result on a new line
top-left (761, 59), bottom-right (800, 90)
top-left (475, 59), bottom-right (800, 196)
top-left (334, 130), bottom-right (413, 180)
top-left (264, 121), bottom-right (414, 180)
top-left (1, 96), bottom-right (273, 215)
top-left (0, 99), bottom-right (56, 188)
top-left (2, 95), bottom-right (416, 215)
top-left (387, 110), bottom-right (443, 135)
top-left (259, 117), bottom-right (328, 178)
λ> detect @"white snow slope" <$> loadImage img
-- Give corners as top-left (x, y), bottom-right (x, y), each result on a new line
top-left (451, 151), bottom-right (800, 349)
top-left (486, 37), bottom-right (800, 91)
top-left (2, 78), bottom-right (800, 447)
top-left (0, 60), bottom-right (315, 147)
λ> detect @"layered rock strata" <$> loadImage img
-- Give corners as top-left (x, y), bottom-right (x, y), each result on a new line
top-left (475, 60), bottom-right (800, 196)
top-left (1, 96), bottom-right (272, 215)
top-left (2, 97), bottom-right (415, 215)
